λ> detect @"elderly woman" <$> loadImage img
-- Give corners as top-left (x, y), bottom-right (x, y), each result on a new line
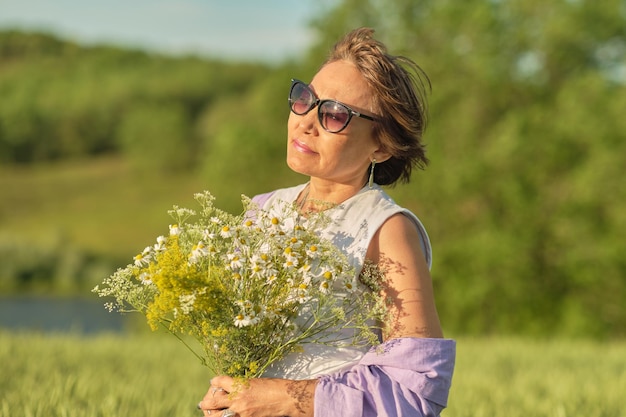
top-left (198, 27), bottom-right (456, 417)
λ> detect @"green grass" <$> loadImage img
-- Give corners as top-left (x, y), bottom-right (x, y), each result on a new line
top-left (1, 332), bottom-right (624, 417)
top-left (0, 156), bottom-right (235, 260)
top-left (448, 337), bottom-right (626, 417)
top-left (1, 331), bottom-right (209, 417)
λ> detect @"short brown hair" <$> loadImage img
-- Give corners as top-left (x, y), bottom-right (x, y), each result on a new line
top-left (324, 27), bottom-right (430, 185)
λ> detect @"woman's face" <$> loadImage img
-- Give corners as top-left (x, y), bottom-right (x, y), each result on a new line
top-left (286, 60), bottom-right (387, 187)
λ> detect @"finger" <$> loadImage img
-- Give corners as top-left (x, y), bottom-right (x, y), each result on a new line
top-left (221, 409), bottom-right (236, 417)
top-left (201, 387), bottom-right (225, 404)
top-left (210, 375), bottom-right (235, 392)
top-left (200, 390), bottom-right (230, 411)
top-left (196, 401), bottom-right (213, 416)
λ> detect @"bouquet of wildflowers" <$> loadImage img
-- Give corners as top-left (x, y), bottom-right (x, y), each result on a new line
top-left (93, 191), bottom-right (386, 378)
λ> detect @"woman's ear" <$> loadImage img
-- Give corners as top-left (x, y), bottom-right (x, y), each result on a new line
top-left (371, 149), bottom-right (392, 164)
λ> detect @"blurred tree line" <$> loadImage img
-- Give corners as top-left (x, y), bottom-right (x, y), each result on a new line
top-left (1, 0), bottom-right (624, 338)
top-left (0, 30), bottom-right (285, 171)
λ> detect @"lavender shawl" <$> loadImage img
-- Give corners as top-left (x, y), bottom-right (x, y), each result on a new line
top-left (314, 337), bottom-right (456, 417)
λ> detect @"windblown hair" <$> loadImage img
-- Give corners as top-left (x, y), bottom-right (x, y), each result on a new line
top-left (324, 27), bottom-right (430, 185)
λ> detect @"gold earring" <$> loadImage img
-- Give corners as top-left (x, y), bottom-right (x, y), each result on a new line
top-left (368, 159), bottom-right (376, 188)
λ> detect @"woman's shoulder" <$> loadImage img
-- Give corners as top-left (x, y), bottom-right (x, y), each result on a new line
top-left (344, 186), bottom-right (432, 268)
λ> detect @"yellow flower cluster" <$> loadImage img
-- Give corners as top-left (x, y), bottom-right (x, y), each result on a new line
top-left (94, 191), bottom-right (385, 378)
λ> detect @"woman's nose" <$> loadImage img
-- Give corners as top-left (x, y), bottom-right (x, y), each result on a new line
top-left (298, 108), bottom-right (318, 132)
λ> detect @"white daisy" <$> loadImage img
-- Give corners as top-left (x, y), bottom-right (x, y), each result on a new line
top-left (153, 235), bottom-right (167, 252)
top-left (227, 253), bottom-right (244, 270)
top-left (319, 280), bottom-right (331, 294)
top-left (220, 225), bottom-right (233, 238)
top-left (234, 313), bottom-right (252, 328)
top-left (305, 244), bottom-right (319, 258)
top-left (189, 242), bottom-right (209, 264)
top-left (134, 246), bottom-right (153, 267)
top-left (139, 272), bottom-right (153, 286)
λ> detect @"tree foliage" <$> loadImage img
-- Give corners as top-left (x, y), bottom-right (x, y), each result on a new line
top-left (0, 30), bottom-right (271, 169)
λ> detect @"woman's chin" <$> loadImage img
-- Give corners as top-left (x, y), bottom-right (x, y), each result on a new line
top-left (286, 158), bottom-right (313, 178)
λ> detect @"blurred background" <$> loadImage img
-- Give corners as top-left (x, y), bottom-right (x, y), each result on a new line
top-left (0, 0), bottom-right (624, 339)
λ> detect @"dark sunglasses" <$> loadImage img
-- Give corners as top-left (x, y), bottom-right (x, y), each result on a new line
top-left (288, 79), bottom-right (377, 133)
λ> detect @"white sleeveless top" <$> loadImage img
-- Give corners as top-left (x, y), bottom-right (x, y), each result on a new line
top-left (254, 183), bottom-right (432, 379)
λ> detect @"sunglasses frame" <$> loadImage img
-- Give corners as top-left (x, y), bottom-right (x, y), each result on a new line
top-left (289, 79), bottom-right (376, 133)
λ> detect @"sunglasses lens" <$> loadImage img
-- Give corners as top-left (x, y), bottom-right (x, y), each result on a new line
top-left (290, 82), bottom-right (315, 115)
top-left (319, 101), bottom-right (351, 133)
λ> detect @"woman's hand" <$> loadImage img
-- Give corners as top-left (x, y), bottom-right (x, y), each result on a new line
top-left (198, 375), bottom-right (317, 417)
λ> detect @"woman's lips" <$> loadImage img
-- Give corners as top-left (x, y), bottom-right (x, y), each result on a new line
top-left (292, 138), bottom-right (316, 154)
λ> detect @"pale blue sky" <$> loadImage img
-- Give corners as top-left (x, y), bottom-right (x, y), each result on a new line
top-left (0, 0), bottom-right (332, 61)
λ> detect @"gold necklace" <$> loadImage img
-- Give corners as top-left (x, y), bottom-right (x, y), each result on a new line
top-left (297, 184), bottom-right (310, 212)
top-left (297, 184), bottom-right (337, 213)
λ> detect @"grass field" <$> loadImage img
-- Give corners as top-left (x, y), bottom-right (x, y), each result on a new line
top-left (1, 332), bottom-right (624, 417)
top-left (0, 157), bottom-right (211, 260)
